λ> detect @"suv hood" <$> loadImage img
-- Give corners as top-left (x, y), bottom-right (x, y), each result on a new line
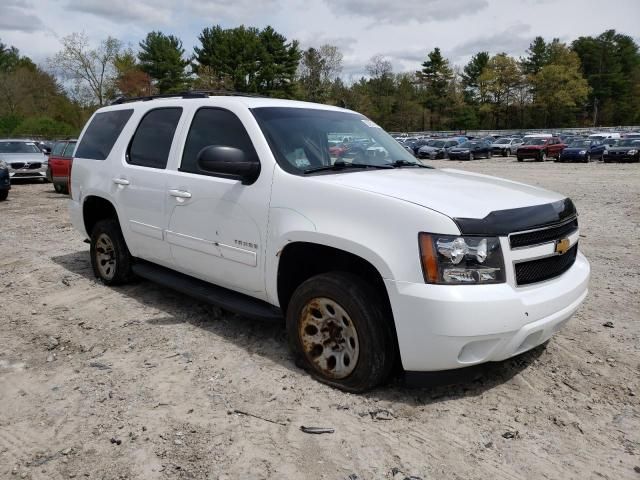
top-left (311, 168), bottom-right (565, 220)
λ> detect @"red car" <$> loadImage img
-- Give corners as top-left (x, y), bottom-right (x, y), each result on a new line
top-left (47, 139), bottom-right (76, 194)
top-left (516, 137), bottom-right (566, 162)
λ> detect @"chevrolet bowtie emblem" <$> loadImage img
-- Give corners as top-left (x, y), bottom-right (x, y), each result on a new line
top-left (555, 238), bottom-right (570, 255)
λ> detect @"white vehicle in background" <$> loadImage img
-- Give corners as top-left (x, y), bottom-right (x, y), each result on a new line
top-left (0, 139), bottom-right (49, 181)
top-left (69, 92), bottom-right (590, 392)
top-left (589, 132), bottom-right (621, 141)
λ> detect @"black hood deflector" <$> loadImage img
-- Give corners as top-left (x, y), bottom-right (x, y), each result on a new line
top-left (454, 198), bottom-right (577, 235)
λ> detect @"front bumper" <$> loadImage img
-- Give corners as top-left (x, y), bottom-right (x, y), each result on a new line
top-left (448, 152), bottom-right (471, 160)
top-left (517, 150), bottom-right (543, 159)
top-left (9, 164), bottom-right (48, 179)
top-left (603, 153), bottom-right (639, 162)
top-left (560, 152), bottom-right (587, 162)
top-left (385, 251), bottom-right (590, 371)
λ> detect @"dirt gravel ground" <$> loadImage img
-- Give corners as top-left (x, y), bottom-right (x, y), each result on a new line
top-left (0, 158), bottom-right (638, 480)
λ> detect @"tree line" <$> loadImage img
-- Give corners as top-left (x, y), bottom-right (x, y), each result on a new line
top-left (0, 27), bottom-right (638, 137)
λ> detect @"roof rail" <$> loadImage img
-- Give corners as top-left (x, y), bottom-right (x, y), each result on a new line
top-left (110, 90), bottom-right (266, 105)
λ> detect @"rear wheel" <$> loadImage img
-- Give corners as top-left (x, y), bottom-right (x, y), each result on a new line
top-left (54, 183), bottom-right (63, 193)
top-left (90, 219), bottom-right (134, 286)
top-left (286, 272), bottom-right (396, 392)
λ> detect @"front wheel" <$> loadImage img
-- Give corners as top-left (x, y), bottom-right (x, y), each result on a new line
top-left (286, 272), bottom-right (396, 392)
top-left (517, 156), bottom-right (523, 162)
top-left (90, 219), bottom-right (134, 286)
top-left (584, 154), bottom-right (591, 163)
top-left (538, 152), bottom-right (547, 162)
top-left (469, 153), bottom-right (474, 161)
top-left (505, 149), bottom-right (511, 157)
top-left (0, 190), bottom-right (7, 201)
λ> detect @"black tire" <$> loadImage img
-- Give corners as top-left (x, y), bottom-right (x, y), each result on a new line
top-left (469, 153), bottom-right (474, 161)
top-left (286, 271), bottom-right (396, 392)
top-left (54, 183), bottom-right (63, 193)
top-left (517, 156), bottom-right (523, 162)
top-left (90, 218), bottom-right (134, 286)
top-left (505, 148), bottom-right (511, 157)
top-left (584, 154), bottom-right (591, 163)
top-left (0, 190), bottom-right (7, 201)
top-left (538, 151), bottom-right (547, 162)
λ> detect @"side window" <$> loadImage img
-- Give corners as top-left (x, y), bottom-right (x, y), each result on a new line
top-left (75, 109), bottom-right (133, 160)
top-left (52, 142), bottom-right (66, 156)
top-left (127, 108), bottom-right (182, 169)
top-left (181, 108), bottom-right (258, 175)
top-left (63, 142), bottom-right (76, 157)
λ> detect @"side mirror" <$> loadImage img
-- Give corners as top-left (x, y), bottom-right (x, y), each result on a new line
top-left (196, 145), bottom-right (260, 185)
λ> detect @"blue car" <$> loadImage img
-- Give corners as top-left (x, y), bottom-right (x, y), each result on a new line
top-left (0, 159), bottom-right (10, 201)
top-left (558, 139), bottom-right (608, 163)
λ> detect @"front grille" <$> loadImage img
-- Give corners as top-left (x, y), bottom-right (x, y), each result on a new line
top-left (10, 162), bottom-right (41, 169)
top-left (10, 162), bottom-right (25, 169)
top-left (510, 218), bottom-right (578, 248)
top-left (515, 244), bottom-right (578, 286)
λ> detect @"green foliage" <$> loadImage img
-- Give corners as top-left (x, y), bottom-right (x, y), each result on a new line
top-left (461, 51), bottom-right (489, 103)
top-left (12, 116), bottom-right (76, 137)
top-left (194, 25), bottom-right (300, 96)
top-left (572, 30), bottom-right (640, 125)
top-left (417, 48), bottom-right (454, 129)
top-left (138, 32), bottom-right (190, 93)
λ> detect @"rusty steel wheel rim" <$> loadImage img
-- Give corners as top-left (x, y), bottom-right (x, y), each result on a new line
top-left (299, 297), bottom-right (359, 379)
top-left (95, 233), bottom-right (116, 280)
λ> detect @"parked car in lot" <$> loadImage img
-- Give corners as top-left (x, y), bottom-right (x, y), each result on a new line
top-left (447, 140), bottom-right (492, 160)
top-left (417, 138), bottom-right (461, 159)
top-left (558, 139), bottom-right (607, 163)
top-left (0, 159), bottom-right (10, 201)
top-left (490, 137), bottom-right (523, 156)
top-left (602, 139), bottom-right (640, 163)
top-left (47, 139), bottom-right (77, 194)
top-left (69, 93), bottom-right (590, 392)
top-left (0, 139), bottom-right (49, 181)
top-left (516, 137), bottom-right (565, 162)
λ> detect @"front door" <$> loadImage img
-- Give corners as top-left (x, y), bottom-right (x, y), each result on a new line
top-left (163, 107), bottom-right (270, 296)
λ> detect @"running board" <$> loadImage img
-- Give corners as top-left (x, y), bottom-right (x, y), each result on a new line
top-left (131, 261), bottom-right (283, 321)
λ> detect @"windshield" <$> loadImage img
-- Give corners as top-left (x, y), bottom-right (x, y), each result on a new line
top-left (0, 141), bottom-right (41, 154)
top-left (618, 139), bottom-right (640, 147)
top-left (252, 108), bottom-right (418, 174)
top-left (458, 141), bottom-right (478, 148)
top-left (495, 138), bottom-right (510, 144)
top-left (524, 138), bottom-right (547, 146)
top-left (569, 140), bottom-right (592, 147)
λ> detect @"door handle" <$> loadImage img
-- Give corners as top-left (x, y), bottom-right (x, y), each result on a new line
top-left (168, 189), bottom-right (192, 199)
top-left (112, 178), bottom-right (130, 186)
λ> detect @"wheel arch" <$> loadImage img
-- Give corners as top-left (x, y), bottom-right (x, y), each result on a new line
top-left (82, 195), bottom-right (120, 237)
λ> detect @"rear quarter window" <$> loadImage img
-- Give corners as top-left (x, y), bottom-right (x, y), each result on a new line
top-left (75, 109), bottom-right (134, 160)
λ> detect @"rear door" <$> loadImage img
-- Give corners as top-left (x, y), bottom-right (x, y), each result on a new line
top-left (111, 107), bottom-right (184, 265)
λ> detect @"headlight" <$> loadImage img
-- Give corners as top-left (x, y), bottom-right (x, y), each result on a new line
top-left (603, 150), bottom-right (608, 155)
top-left (579, 150), bottom-right (587, 155)
top-left (419, 233), bottom-right (505, 284)
top-left (628, 149), bottom-right (638, 155)
top-left (0, 160), bottom-right (6, 169)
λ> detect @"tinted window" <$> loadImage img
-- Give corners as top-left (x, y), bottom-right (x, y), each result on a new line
top-left (75, 109), bottom-right (133, 160)
top-left (181, 108), bottom-right (258, 175)
top-left (52, 142), bottom-right (66, 156)
top-left (127, 108), bottom-right (182, 169)
top-left (63, 142), bottom-right (76, 157)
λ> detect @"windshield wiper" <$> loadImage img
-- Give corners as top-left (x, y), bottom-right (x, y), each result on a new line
top-left (304, 162), bottom-right (394, 174)
top-left (391, 159), bottom-right (433, 169)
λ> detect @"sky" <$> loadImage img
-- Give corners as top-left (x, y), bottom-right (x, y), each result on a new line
top-left (1, 0), bottom-right (639, 79)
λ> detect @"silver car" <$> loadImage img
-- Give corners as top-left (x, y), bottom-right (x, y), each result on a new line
top-left (0, 139), bottom-right (49, 181)
top-left (490, 137), bottom-right (524, 157)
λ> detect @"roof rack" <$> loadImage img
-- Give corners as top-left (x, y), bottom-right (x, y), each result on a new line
top-left (110, 90), bottom-right (265, 105)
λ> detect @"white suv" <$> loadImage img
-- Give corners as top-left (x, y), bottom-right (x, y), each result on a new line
top-left (69, 93), bottom-right (590, 392)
